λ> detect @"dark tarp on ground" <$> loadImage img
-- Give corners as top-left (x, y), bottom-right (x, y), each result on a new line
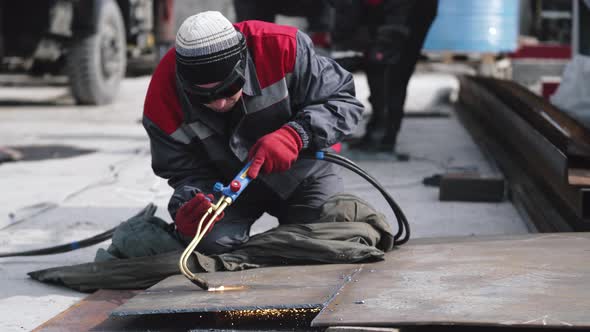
top-left (28, 194), bottom-right (395, 292)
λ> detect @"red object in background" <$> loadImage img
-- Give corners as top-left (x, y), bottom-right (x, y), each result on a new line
top-left (364, 0), bottom-right (384, 6)
top-left (509, 44), bottom-right (571, 102)
top-left (310, 31), bottom-right (331, 49)
top-left (509, 44), bottom-right (572, 59)
top-left (155, 0), bottom-right (176, 44)
top-left (542, 81), bottom-right (560, 101)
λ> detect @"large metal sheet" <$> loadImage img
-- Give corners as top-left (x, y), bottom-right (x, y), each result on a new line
top-left (34, 289), bottom-right (320, 331)
top-left (312, 233), bottom-right (590, 328)
top-left (112, 264), bottom-right (361, 316)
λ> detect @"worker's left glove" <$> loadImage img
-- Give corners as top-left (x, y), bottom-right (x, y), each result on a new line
top-left (175, 193), bottom-right (224, 237)
top-left (247, 125), bottom-right (303, 179)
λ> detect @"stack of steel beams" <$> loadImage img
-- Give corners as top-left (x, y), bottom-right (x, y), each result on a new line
top-left (458, 75), bottom-right (590, 231)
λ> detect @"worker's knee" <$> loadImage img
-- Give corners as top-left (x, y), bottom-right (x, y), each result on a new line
top-left (197, 234), bottom-right (250, 255)
top-left (193, 224), bottom-right (251, 255)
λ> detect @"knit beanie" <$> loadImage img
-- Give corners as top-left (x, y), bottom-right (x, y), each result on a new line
top-left (175, 11), bottom-right (246, 85)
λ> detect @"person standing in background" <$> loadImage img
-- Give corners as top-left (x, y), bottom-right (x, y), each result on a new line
top-left (331, 0), bottom-right (438, 155)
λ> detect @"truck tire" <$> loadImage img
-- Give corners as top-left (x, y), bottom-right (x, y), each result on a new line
top-left (67, 0), bottom-right (126, 105)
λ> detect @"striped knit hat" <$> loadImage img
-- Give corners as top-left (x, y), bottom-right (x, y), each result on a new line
top-left (175, 11), bottom-right (246, 85)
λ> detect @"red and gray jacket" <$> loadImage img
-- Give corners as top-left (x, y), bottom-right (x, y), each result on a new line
top-left (142, 21), bottom-right (364, 218)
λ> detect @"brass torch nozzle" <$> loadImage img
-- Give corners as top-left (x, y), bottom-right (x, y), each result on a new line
top-left (179, 196), bottom-right (233, 290)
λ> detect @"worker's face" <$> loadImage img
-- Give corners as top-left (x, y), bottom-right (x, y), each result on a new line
top-left (197, 82), bottom-right (243, 113)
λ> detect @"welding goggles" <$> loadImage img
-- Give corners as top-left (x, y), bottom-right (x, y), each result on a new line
top-left (177, 52), bottom-right (247, 105)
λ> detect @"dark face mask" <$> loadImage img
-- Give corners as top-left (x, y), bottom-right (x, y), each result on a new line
top-left (178, 59), bottom-right (246, 105)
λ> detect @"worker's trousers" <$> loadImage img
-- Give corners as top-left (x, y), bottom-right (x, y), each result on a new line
top-left (182, 168), bottom-right (344, 255)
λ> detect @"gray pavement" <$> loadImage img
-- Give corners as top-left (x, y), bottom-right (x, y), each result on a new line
top-left (0, 70), bottom-right (529, 331)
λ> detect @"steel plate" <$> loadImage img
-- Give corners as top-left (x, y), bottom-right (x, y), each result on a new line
top-left (312, 233), bottom-right (590, 328)
top-left (112, 264), bottom-right (361, 316)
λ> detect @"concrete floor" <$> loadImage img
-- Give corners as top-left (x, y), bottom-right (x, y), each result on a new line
top-left (0, 69), bottom-right (531, 331)
top-left (0, 2), bottom-right (532, 330)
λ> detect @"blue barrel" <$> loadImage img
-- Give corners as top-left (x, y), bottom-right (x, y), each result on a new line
top-left (423, 0), bottom-right (520, 53)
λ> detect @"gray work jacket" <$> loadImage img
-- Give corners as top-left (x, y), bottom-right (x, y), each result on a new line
top-left (142, 21), bottom-right (364, 218)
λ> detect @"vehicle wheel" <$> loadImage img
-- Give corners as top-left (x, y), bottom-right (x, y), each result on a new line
top-left (67, 0), bottom-right (126, 105)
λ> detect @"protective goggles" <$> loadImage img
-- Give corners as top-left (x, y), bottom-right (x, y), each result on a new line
top-left (178, 59), bottom-right (247, 105)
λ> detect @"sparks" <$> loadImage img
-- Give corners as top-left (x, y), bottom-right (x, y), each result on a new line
top-left (222, 308), bottom-right (321, 320)
top-left (207, 285), bottom-right (246, 292)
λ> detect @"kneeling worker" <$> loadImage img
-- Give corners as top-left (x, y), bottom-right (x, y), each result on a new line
top-left (142, 11), bottom-right (364, 255)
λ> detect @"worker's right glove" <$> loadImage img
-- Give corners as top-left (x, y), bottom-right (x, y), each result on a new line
top-left (247, 125), bottom-right (303, 179)
top-left (175, 193), bottom-right (224, 237)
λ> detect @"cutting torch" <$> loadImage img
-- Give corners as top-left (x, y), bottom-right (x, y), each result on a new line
top-left (178, 151), bottom-right (411, 291)
top-left (179, 161), bottom-right (253, 290)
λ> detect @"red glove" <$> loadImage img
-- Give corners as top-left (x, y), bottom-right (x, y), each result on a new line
top-left (175, 193), bottom-right (224, 237)
top-left (247, 125), bottom-right (303, 179)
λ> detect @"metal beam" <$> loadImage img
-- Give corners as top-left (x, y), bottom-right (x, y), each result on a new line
top-left (33, 290), bottom-right (139, 332)
top-left (458, 76), bottom-right (590, 225)
top-left (439, 173), bottom-right (505, 202)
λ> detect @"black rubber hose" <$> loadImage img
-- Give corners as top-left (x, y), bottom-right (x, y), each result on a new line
top-left (319, 152), bottom-right (410, 245)
top-left (0, 151), bottom-right (411, 257)
top-left (0, 228), bottom-right (116, 258)
top-left (0, 203), bottom-right (157, 258)
top-left (324, 153), bottom-right (409, 241)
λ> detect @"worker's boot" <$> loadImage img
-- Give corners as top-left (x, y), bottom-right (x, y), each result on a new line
top-left (377, 132), bottom-right (409, 161)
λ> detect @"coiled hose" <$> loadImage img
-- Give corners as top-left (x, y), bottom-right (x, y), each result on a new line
top-left (315, 151), bottom-right (410, 245)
